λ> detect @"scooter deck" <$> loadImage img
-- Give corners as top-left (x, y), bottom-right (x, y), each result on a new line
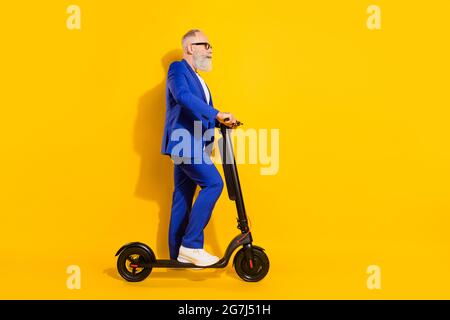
top-left (148, 258), bottom-right (226, 269)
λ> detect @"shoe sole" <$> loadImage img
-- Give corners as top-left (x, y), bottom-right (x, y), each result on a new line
top-left (178, 254), bottom-right (219, 266)
top-left (177, 255), bottom-right (219, 268)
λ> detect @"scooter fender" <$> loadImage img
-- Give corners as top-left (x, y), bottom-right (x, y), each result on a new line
top-left (115, 242), bottom-right (155, 258)
top-left (252, 245), bottom-right (265, 252)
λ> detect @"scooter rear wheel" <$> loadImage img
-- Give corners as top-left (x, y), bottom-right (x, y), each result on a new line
top-left (117, 247), bottom-right (152, 282)
top-left (233, 247), bottom-right (269, 282)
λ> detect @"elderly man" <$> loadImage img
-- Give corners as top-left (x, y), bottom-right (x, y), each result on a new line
top-left (161, 29), bottom-right (238, 266)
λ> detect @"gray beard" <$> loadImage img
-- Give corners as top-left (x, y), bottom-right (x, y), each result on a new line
top-left (193, 55), bottom-right (212, 72)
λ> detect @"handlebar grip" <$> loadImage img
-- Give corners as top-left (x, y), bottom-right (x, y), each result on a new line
top-left (223, 118), bottom-right (243, 127)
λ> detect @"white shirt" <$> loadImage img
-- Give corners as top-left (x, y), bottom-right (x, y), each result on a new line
top-left (195, 72), bottom-right (211, 104)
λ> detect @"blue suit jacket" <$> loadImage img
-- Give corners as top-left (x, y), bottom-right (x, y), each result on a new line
top-left (161, 58), bottom-right (220, 158)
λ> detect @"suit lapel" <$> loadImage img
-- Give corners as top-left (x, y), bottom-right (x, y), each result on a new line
top-left (206, 83), bottom-right (213, 106)
top-left (181, 58), bottom-right (207, 103)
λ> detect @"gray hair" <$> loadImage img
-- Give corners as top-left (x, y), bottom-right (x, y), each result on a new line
top-left (181, 29), bottom-right (201, 49)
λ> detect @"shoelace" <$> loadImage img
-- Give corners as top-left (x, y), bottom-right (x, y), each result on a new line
top-left (192, 249), bottom-right (213, 257)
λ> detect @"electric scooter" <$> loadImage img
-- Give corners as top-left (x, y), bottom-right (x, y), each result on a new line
top-left (115, 120), bottom-right (269, 282)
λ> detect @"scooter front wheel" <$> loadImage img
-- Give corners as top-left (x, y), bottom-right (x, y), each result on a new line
top-left (117, 247), bottom-right (152, 282)
top-left (233, 247), bottom-right (269, 282)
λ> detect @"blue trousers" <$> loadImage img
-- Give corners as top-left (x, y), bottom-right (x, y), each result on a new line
top-left (168, 158), bottom-right (224, 259)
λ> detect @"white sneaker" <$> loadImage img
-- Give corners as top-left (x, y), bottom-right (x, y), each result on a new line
top-left (177, 245), bottom-right (220, 267)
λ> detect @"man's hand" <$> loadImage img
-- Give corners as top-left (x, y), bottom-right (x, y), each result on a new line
top-left (216, 111), bottom-right (238, 128)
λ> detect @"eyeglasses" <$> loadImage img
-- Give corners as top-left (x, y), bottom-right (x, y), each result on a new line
top-left (191, 42), bottom-right (212, 50)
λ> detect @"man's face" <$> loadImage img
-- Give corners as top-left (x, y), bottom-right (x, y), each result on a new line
top-left (190, 33), bottom-right (213, 72)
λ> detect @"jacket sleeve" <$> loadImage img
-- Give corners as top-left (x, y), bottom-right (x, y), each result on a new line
top-left (167, 62), bottom-right (219, 123)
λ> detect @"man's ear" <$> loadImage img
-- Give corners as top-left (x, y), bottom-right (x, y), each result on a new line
top-left (187, 44), bottom-right (193, 55)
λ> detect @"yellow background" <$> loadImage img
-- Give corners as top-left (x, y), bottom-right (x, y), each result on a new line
top-left (1, 0), bottom-right (449, 299)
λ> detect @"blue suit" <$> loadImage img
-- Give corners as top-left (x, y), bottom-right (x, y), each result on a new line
top-left (161, 59), bottom-right (224, 259)
top-left (161, 59), bottom-right (221, 158)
